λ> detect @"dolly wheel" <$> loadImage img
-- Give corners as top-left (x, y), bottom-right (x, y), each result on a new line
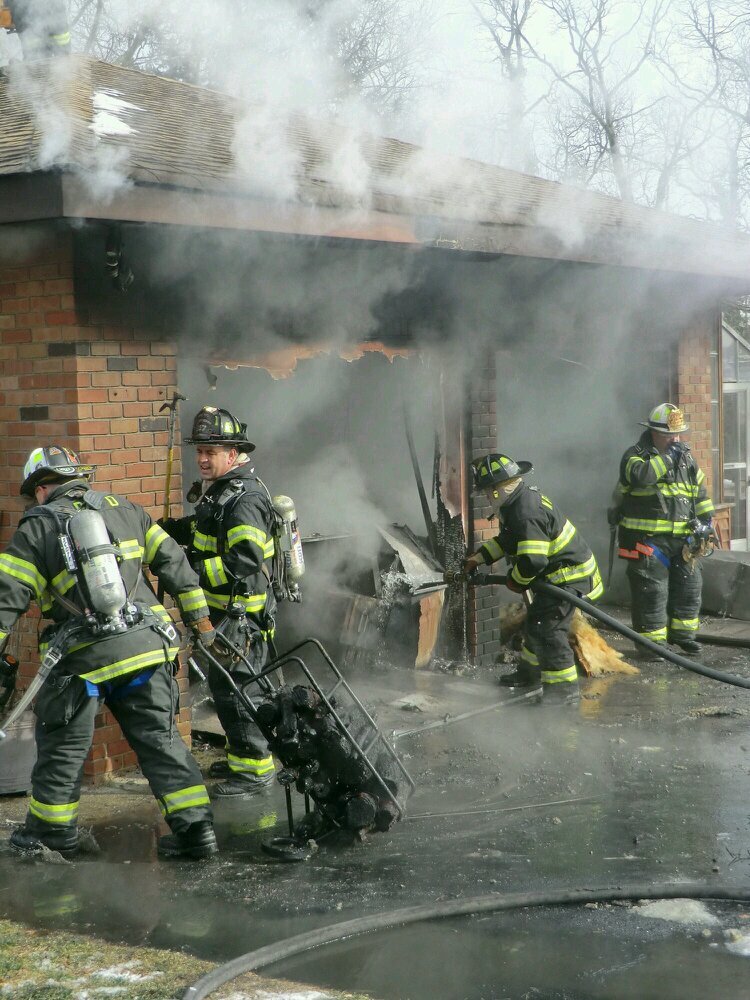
top-left (261, 836), bottom-right (318, 862)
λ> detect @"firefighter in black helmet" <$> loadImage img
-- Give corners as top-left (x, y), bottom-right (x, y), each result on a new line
top-left (4, 1), bottom-right (71, 59)
top-left (161, 406), bottom-right (277, 797)
top-left (463, 454), bottom-right (603, 706)
top-left (0, 445), bottom-right (218, 860)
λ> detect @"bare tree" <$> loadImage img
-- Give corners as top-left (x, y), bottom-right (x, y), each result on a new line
top-left (675, 0), bottom-right (750, 226)
top-left (520, 0), bottom-right (670, 200)
top-left (470, 1), bottom-right (541, 171)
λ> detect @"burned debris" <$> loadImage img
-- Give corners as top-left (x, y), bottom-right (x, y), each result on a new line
top-left (256, 683), bottom-right (403, 840)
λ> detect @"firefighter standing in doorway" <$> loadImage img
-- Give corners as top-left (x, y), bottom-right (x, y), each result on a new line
top-left (1, 1), bottom-right (71, 59)
top-left (161, 406), bottom-right (277, 797)
top-left (463, 453), bottom-right (603, 706)
top-left (612, 403), bottom-right (715, 658)
top-left (1, 446), bottom-right (218, 860)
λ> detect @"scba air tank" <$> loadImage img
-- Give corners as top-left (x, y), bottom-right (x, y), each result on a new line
top-left (68, 510), bottom-right (127, 619)
top-left (272, 495), bottom-right (305, 583)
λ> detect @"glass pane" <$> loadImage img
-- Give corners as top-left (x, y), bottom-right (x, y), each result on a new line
top-left (711, 348), bottom-right (720, 399)
top-left (738, 344), bottom-right (750, 382)
top-left (725, 469), bottom-right (748, 540)
top-left (725, 392), bottom-right (740, 463)
top-left (723, 330), bottom-right (738, 382)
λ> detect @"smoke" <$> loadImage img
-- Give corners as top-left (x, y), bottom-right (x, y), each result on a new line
top-left (1, 2), bottom-right (737, 635)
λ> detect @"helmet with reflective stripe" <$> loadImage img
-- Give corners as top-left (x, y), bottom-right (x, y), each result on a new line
top-left (471, 453), bottom-right (533, 490)
top-left (641, 403), bottom-right (689, 434)
top-left (184, 405), bottom-right (255, 451)
top-left (20, 446), bottom-right (96, 497)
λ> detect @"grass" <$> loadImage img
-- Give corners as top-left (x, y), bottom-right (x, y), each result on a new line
top-left (0, 919), bottom-right (373, 999)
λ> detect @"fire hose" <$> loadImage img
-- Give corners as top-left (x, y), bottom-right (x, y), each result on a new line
top-left (183, 883), bottom-right (750, 998)
top-left (472, 574), bottom-right (750, 691)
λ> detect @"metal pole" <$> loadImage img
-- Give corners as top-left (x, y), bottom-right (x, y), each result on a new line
top-left (159, 392), bottom-right (187, 523)
top-left (158, 392), bottom-right (186, 603)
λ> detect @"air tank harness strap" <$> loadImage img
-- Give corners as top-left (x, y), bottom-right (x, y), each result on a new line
top-left (208, 480), bottom-right (246, 557)
top-left (144, 607), bottom-right (180, 745)
top-left (41, 606), bottom-right (178, 668)
top-left (618, 541), bottom-right (670, 568)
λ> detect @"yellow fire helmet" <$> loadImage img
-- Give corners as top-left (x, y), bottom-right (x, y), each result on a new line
top-left (471, 453), bottom-right (533, 490)
top-left (641, 403), bottom-right (689, 434)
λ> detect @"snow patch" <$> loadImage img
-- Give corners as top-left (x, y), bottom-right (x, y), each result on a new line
top-left (89, 91), bottom-right (142, 138)
top-left (91, 963), bottom-right (163, 982)
top-left (635, 899), bottom-right (720, 926)
top-left (726, 932), bottom-right (750, 956)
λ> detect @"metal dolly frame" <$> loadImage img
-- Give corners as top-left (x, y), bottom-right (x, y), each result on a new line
top-left (194, 636), bottom-right (415, 858)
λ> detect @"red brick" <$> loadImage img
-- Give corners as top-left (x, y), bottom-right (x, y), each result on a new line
top-left (28, 263), bottom-right (58, 280)
top-left (1, 329), bottom-right (31, 343)
top-left (3, 297), bottom-right (30, 313)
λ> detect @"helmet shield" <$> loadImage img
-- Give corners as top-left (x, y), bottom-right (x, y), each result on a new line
top-left (184, 405), bottom-right (255, 451)
top-left (20, 446), bottom-right (96, 497)
top-left (641, 403), bottom-right (689, 434)
top-left (471, 453), bottom-right (533, 491)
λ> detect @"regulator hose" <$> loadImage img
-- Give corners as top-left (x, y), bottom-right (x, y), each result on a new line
top-left (480, 574), bottom-right (750, 691)
top-left (183, 882), bottom-right (750, 998)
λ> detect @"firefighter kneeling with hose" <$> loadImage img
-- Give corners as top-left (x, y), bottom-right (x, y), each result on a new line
top-left (0, 446), bottom-right (218, 860)
top-left (462, 454), bottom-right (603, 707)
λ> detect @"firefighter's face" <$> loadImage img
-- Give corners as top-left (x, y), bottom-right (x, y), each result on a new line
top-left (652, 430), bottom-right (683, 452)
top-left (195, 445), bottom-right (238, 481)
top-left (484, 477), bottom-right (521, 511)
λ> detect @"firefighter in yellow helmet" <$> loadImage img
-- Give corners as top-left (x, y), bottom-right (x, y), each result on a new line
top-left (463, 454), bottom-right (603, 706)
top-left (0, 446), bottom-right (218, 860)
top-left (3, 1), bottom-right (71, 59)
top-left (612, 403), bottom-right (714, 658)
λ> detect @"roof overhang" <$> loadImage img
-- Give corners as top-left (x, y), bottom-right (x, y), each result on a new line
top-left (1, 170), bottom-right (748, 293)
top-left (1, 57), bottom-right (750, 287)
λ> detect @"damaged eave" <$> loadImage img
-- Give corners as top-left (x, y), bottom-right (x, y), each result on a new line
top-left (0, 171), bottom-right (747, 289)
top-left (209, 341), bottom-right (416, 380)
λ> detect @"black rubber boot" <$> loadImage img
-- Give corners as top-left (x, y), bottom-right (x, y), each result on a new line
top-left (633, 642), bottom-right (668, 663)
top-left (541, 682), bottom-right (580, 707)
top-left (208, 759), bottom-right (232, 779)
top-left (212, 773), bottom-right (275, 799)
top-left (10, 825), bottom-right (79, 859)
top-left (670, 636), bottom-right (701, 655)
top-left (498, 665), bottom-right (540, 689)
top-left (157, 820), bottom-right (219, 859)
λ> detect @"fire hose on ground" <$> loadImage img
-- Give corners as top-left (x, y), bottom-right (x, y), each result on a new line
top-left (183, 882), bottom-right (750, 999)
top-left (472, 574), bottom-right (750, 691)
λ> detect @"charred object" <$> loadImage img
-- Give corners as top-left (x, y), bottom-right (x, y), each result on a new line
top-left (256, 683), bottom-right (402, 840)
top-left (194, 634), bottom-right (414, 860)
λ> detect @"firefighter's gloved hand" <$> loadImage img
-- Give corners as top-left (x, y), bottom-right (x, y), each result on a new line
top-left (666, 442), bottom-right (687, 465)
top-left (506, 576), bottom-right (526, 594)
top-left (190, 617), bottom-right (216, 648)
top-left (463, 554), bottom-right (482, 575)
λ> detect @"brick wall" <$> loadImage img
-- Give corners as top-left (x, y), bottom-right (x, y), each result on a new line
top-left (676, 312), bottom-right (716, 493)
top-left (0, 225), bottom-right (188, 781)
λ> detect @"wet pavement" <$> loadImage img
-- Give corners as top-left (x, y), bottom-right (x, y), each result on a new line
top-left (2, 613), bottom-right (750, 997)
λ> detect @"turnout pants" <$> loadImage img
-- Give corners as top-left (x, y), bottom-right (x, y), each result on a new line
top-left (25, 660), bottom-right (212, 839)
top-left (625, 536), bottom-right (702, 644)
top-left (202, 635), bottom-right (274, 783)
top-left (520, 588), bottom-right (579, 690)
